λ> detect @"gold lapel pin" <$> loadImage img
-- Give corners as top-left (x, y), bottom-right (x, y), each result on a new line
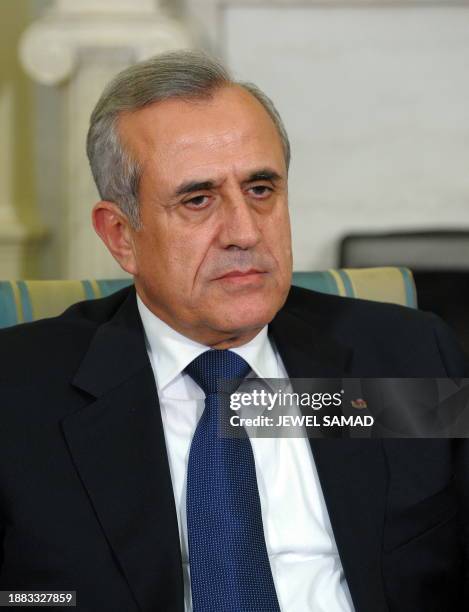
top-left (351, 398), bottom-right (367, 409)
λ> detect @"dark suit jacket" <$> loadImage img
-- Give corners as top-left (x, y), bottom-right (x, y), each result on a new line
top-left (0, 285), bottom-right (468, 612)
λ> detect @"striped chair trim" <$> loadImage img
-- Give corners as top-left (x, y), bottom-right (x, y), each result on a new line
top-left (0, 279), bottom-right (133, 328)
top-left (292, 266), bottom-right (417, 308)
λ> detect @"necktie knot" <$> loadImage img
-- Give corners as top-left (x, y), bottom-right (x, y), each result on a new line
top-left (185, 349), bottom-right (251, 395)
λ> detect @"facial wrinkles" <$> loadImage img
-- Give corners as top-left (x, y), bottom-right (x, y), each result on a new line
top-left (171, 128), bottom-right (240, 153)
top-left (161, 118), bottom-right (273, 180)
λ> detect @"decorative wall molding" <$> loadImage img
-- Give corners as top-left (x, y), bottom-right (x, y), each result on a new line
top-left (19, 0), bottom-right (193, 278)
top-left (20, 1), bottom-right (189, 86)
top-left (0, 84), bottom-right (47, 278)
top-left (0, 222), bottom-right (47, 279)
top-left (55, 0), bottom-right (160, 14)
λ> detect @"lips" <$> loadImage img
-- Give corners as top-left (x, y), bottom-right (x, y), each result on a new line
top-left (218, 269), bottom-right (263, 279)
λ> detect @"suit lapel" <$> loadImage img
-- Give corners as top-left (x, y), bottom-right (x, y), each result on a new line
top-left (61, 288), bottom-right (184, 612)
top-left (270, 302), bottom-right (389, 612)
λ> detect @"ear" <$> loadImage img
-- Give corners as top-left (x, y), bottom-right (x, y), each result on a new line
top-left (92, 201), bottom-right (138, 275)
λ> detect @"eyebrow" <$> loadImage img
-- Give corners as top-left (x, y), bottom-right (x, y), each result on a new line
top-left (173, 168), bottom-right (283, 198)
top-left (242, 169), bottom-right (283, 184)
top-left (174, 180), bottom-right (215, 197)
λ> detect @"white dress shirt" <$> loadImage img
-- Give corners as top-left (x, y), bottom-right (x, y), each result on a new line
top-left (137, 295), bottom-right (354, 612)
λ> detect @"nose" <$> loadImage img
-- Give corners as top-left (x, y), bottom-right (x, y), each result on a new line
top-left (218, 190), bottom-right (262, 251)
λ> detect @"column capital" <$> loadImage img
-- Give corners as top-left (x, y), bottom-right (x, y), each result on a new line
top-left (54, 0), bottom-right (160, 14)
top-left (19, 3), bottom-right (191, 86)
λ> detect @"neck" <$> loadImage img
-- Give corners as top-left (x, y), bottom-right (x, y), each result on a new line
top-left (207, 329), bottom-right (261, 350)
top-left (136, 291), bottom-right (264, 349)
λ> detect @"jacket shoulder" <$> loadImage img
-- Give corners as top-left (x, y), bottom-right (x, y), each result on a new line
top-left (285, 284), bottom-right (428, 325)
top-left (284, 285), bottom-right (468, 376)
top-left (0, 286), bottom-right (133, 383)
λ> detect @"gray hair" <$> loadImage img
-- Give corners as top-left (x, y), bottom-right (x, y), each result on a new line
top-left (86, 50), bottom-right (291, 229)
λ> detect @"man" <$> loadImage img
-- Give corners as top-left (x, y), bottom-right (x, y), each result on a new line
top-left (0, 50), bottom-right (468, 612)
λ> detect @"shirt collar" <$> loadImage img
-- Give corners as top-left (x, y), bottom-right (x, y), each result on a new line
top-left (136, 293), bottom-right (279, 391)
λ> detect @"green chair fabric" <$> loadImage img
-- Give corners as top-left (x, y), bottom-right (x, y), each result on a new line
top-left (0, 267), bottom-right (416, 329)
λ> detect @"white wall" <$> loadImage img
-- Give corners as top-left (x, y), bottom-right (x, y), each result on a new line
top-left (205, 2), bottom-right (469, 270)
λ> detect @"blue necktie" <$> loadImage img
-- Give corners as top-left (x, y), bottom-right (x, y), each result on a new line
top-left (185, 349), bottom-right (281, 612)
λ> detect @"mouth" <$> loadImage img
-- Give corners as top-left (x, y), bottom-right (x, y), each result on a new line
top-left (214, 268), bottom-right (267, 286)
top-left (218, 268), bottom-right (263, 279)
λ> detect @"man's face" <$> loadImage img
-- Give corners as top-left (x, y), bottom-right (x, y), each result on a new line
top-left (118, 85), bottom-right (292, 347)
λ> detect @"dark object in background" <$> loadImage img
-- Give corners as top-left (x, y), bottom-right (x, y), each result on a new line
top-left (340, 230), bottom-right (469, 271)
top-left (414, 271), bottom-right (469, 354)
top-left (339, 231), bottom-right (469, 353)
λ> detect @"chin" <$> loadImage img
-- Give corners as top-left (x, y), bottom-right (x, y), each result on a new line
top-left (215, 297), bottom-right (280, 334)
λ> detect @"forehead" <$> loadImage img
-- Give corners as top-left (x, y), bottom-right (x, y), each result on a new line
top-left (117, 85), bottom-right (285, 181)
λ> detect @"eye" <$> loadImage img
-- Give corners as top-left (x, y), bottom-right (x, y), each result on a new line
top-left (183, 195), bottom-right (209, 208)
top-left (248, 185), bottom-right (273, 198)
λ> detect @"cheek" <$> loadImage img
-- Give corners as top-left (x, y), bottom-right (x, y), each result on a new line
top-left (265, 208), bottom-right (292, 260)
top-left (139, 227), bottom-right (211, 292)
